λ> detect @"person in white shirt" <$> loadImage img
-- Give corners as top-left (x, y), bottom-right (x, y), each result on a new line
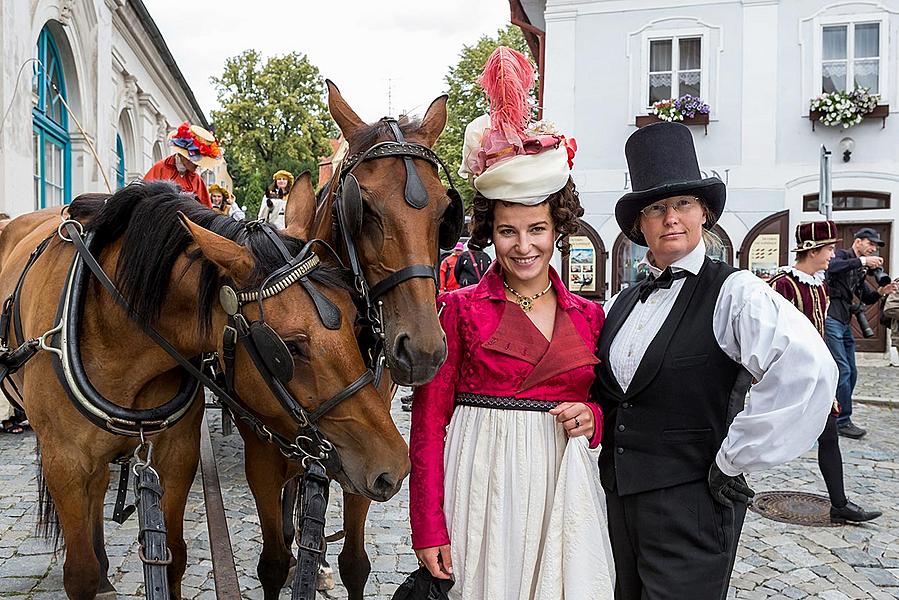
top-left (593, 122), bottom-right (836, 600)
top-left (257, 169), bottom-right (292, 228)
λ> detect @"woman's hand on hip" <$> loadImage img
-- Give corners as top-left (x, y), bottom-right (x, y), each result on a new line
top-left (415, 544), bottom-right (453, 580)
top-left (549, 402), bottom-right (594, 439)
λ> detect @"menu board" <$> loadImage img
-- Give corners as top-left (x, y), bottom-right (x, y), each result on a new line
top-left (568, 235), bottom-right (597, 292)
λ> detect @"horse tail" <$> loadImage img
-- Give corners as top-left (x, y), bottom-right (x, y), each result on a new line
top-left (35, 442), bottom-right (62, 551)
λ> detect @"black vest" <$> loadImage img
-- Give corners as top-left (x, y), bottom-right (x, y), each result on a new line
top-left (594, 257), bottom-right (752, 496)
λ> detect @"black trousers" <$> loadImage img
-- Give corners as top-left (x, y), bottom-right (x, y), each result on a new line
top-left (606, 478), bottom-right (747, 600)
top-left (818, 414), bottom-right (847, 508)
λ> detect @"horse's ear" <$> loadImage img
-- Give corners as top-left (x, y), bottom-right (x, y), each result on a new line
top-left (177, 213), bottom-right (253, 285)
top-left (327, 79), bottom-right (365, 138)
top-left (418, 94), bottom-right (448, 147)
top-left (284, 172), bottom-right (317, 239)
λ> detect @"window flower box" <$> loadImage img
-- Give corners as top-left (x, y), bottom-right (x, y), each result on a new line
top-left (809, 104), bottom-right (889, 130)
top-left (808, 88), bottom-right (887, 130)
top-left (636, 112), bottom-right (710, 128)
top-left (636, 95), bottom-right (711, 134)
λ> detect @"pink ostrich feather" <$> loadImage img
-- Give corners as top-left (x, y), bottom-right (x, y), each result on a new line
top-left (478, 47), bottom-right (536, 145)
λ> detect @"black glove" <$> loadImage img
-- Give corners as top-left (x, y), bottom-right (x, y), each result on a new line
top-left (708, 462), bottom-right (755, 507)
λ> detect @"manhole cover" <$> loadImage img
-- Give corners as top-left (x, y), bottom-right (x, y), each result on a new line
top-left (749, 491), bottom-right (838, 527)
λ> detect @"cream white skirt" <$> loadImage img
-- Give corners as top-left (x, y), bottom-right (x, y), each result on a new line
top-left (443, 405), bottom-right (615, 600)
top-left (0, 389), bottom-right (14, 421)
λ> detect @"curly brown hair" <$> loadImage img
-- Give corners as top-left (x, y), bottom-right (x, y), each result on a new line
top-left (469, 178), bottom-right (585, 255)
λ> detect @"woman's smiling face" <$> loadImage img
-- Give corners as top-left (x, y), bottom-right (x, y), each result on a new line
top-left (492, 201), bottom-right (555, 286)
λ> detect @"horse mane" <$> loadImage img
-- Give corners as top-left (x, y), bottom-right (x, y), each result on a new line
top-left (67, 181), bottom-right (350, 336)
top-left (346, 115), bottom-right (422, 154)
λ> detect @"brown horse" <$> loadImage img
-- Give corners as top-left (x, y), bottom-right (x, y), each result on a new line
top-left (0, 181), bottom-right (408, 599)
top-left (322, 80), bottom-right (451, 387)
top-left (240, 83), bottom-right (457, 599)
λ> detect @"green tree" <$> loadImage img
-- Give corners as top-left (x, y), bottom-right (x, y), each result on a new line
top-left (434, 26), bottom-right (532, 206)
top-left (211, 50), bottom-right (336, 218)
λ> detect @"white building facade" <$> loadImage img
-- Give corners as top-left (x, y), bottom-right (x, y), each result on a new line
top-left (0, 0), bottom-right (212, 217)
top-left (529, 0), bottom-right (899, 350)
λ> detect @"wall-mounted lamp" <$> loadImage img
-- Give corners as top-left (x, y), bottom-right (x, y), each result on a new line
top-left (840, 137), bottom-right (855, 162)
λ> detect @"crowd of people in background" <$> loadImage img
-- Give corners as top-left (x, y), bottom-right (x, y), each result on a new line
top-left (141, 119), bottom-right (298, 227)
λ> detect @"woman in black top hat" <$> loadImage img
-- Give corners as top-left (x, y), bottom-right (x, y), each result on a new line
top-left (593, 122), bottom-right (837, 599)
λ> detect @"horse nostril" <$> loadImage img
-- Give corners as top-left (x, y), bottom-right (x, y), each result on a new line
top-left (393, 333), bottom-right (414, 371)
top-left (372, 473), bottom-right (399, 498)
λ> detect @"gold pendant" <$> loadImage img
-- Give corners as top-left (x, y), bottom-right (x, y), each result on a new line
top-left (519, 297), bottom-right (533, 312)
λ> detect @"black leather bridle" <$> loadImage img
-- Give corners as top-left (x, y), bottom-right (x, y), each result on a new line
top-left (39, 219), bottom-right (374, 472)
top-left (327, 118), bottom-right (464, 368)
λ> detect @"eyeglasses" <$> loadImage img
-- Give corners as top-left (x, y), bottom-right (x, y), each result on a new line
top-left (639, 197), bottom-right (699, 219)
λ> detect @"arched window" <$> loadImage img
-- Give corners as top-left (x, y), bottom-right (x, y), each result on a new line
top-left (115, 134), bottom-right (126, 189)
top-left (32, 25), bottom-right (70, 208)
top-left (738, 210), bottom-right (789, 281)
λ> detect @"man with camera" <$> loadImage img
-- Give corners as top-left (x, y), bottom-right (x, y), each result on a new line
top-left (825, 227), bottom-right (898, 439)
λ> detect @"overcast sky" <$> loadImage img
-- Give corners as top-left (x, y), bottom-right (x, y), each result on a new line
top-left (144, 0), bottom-right (511, 124)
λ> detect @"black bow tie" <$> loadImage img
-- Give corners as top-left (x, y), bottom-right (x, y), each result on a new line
top-left (638, 268), bottom-right (689, 303)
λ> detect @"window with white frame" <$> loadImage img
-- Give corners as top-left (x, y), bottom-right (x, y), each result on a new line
top-left (822, 22), bottom-right (881, 93)
top-left (648, 36), bottom-right (702, 106)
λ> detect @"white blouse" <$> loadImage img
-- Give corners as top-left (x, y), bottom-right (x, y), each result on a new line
top-left (605, 239), bottom-right (837, 477)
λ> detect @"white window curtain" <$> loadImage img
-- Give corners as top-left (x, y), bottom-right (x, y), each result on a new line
top-left (821, 22), bottom-right (880, 94)
top-left (647, 37), bottom-right (702, 106)
top-left (649, 40), bottom-right (672, 104)
top-left (854, 23), bottom-right (879, 92)
top-left (822, 25), bottom-right (847, 92)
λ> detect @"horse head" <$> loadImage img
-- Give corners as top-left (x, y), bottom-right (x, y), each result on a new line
top-left (309, 81), bottom-right (460, 386)
top-left (177, 177), bottom-right (408, 501)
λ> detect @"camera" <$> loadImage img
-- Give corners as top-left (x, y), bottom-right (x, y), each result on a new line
top-left (850, 303), bottom-right (875, 338)
top-left (868, 267), bottom-right (891, 286)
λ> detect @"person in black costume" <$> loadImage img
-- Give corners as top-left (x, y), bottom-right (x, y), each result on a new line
top-left (824, 227), bottom-right (897, 439)
top-left (594, 122), bottom-right (837, 600)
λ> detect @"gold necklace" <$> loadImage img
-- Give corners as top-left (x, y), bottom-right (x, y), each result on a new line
top-left (503, 279), bottom-right (553, 312)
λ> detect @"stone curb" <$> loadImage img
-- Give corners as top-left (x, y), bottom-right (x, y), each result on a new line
top-left (854, 395), bottom-right (898, 408)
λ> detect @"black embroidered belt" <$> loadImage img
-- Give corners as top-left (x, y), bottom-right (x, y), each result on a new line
top-left (455, 392), bottom-right (556, 412)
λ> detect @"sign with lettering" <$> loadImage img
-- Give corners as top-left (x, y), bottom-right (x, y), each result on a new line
top-left (568, 235), bottom-right (597, 292)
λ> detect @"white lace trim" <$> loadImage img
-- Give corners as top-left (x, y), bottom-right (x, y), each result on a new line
top-left (779, 265), bottom-right (825, 287)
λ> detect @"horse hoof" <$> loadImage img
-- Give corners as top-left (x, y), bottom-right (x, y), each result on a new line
top-left (95, 590), bottom-right (117, 600)
top-left (316, 565), bottom-right (335, 591)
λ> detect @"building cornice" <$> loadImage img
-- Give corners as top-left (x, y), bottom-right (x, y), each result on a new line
top-left (123, 0), bottom-right (208, 128)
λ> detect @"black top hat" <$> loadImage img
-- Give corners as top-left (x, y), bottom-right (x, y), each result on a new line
top-left (617, 122), bottom-right (726, 245)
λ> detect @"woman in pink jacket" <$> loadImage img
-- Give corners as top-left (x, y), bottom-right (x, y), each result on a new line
top-left (409, 47), bottom-right (615, 599)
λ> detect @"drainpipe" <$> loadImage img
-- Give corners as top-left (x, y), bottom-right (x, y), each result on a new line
top-left (511, 17), bottom-right (546, 120)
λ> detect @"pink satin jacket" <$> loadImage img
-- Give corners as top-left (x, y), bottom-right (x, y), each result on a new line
top-left (409, 261), bottom-right (605, 549)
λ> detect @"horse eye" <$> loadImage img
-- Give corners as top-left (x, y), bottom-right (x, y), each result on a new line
top-left (286, 336), bottom-right (309, 359)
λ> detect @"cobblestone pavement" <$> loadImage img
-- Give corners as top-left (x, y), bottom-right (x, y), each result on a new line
top-left (1, 366), bottom-right (898, 599)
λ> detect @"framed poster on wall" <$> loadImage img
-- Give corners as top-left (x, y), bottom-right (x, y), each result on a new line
top-left (562, 220), bottom-right (606, 299)
top-left (568, 236), bottom-right (597, 293)
top-left (747, 233), bottom-right (781, 280)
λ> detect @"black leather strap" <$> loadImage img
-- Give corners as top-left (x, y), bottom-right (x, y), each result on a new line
top-left (4, 233), bottom-right (55, 348)
top-left (112, 461), bottom-right (136, 524)
top-left (368, 264), bottom-right (437, 302)
top-left (291, 460), bottom-right (329, 600)
top-left (55, 227), bottom-right (201, 434)
top-left (384, 119), bottom-right (429, 209)
top-left (308, 369), bottom-right (374, 422)
top-left (135, 466), bottom-right (171, 597)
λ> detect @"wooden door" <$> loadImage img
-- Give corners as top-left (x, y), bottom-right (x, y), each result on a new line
top-left (833, 222), bottom-right (891, 352)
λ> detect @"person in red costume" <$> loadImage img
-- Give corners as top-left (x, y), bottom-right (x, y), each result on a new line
top-left (144, 122), bottom-right (223, 208)
top-left (408, 47), bottom-right (614, 599)
top-left (769, 221), bottom-right (882, 525)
